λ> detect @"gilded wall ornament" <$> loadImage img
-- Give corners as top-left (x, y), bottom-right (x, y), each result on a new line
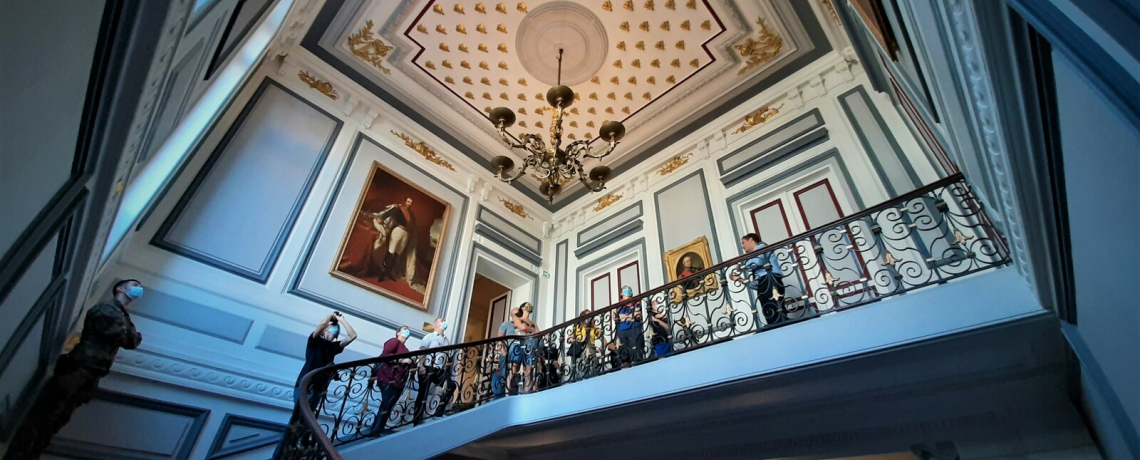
top-left (593, 193), bottom-right (623, 211)
top-left (734, 18), bottom-right (783, 75)
top-left (820, 0), bottom-right (841, 25)
top-left (499, 197), bottom-right (533, 219)
top-left (734, 103), bottom-right (785, 134)
top-left (391, 130), bottom-right (456, 171)
top-left (297, 71), bottom-right (339, 100)
top-left (658, 153), bottom-right (692, 176)
top-left (347, 20), bottom-right (393, 75)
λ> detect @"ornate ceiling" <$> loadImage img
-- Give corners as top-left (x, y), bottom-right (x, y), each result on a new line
top-left (300, 0), bottom-right (834, 209)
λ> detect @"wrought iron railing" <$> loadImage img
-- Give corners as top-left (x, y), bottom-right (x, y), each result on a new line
top-left (276, 174), bottom-right (1009, 459)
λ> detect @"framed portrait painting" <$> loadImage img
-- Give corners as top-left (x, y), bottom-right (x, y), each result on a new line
top-left (331, 161), bottom-right (451, 310)
top-left (663, 236), bottom-right (719, 297)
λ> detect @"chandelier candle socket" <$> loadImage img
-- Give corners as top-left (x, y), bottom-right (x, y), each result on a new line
top-left (488, 48), bottom-right (626, 204)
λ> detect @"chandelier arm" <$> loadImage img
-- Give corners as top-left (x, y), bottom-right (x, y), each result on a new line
top-left (563, 140), bottom-right (592, 160)
top-left (496, 126), bottom-right (529, 150)
top-left (582, 141), bottom-right (619, 159)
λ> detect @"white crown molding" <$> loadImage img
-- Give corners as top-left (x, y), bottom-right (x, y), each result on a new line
top-left (113, 347), bottom-right (295, 409)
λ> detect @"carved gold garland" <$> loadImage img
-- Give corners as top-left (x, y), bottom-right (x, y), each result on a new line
top-left (390, 130), bottom-right (456, 171)
top-left (820, 0), bottom-right (841, 26)
top-left (347, 20), bottom-right (394, 75)
top-left (594, 192), bottom-right (623, 211)
top-left (658, 153), bottom-right (692, 176)
top-left (734, 103), bottom-right (784, 134)
top-left (297, 71), bottom-right (339, 100)
top-left (498, 197), bottom-right (532, 219)
top-left (734, 18), bottom-right (783, 75)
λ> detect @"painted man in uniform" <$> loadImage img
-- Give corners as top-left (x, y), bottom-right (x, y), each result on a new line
top-left (370, 197), bottom-right (419, 283)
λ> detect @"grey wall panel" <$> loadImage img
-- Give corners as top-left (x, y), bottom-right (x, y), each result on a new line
top-left (206, 414), bottom-right (286, 459)
top-left (138, 40), bottom-right (207, 164)
top-left (577, 203), bottom-right (644, 247)
top-left (838, 86), bottom-right (921, 196)
top-left (154, 79), bottom-right (343, 283)
top-left (128, 288), bottom-right (253, 344)
top-left (255, 325), bottom-right (307, 360)
top-left (717, 109), bottom-right (826, 175)
top-left (473, 223), bottom-right (542, 265)
top-left (46, 391), bottom-right (209, 460)
top-left (654, 171), bottom-right (721, 273)
top-left (574, 219), bottom-right (644, 259)
top-left (554, 240), bottom-right (569, 323)
top-left (0, 238), bottom-right (57, 349)
top-left (476, 208), bottom-right (542, 254)
top-left (720, 129), bottom-right (830, 188)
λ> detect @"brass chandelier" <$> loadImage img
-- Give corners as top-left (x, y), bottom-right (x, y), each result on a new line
top-left (488, 48), bottom-right (626, 204)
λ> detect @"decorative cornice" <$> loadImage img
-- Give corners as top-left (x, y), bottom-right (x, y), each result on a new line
top-left (347, 20), bottom-right (393, 75)
top-left (733, 103), bottom-right (785, 133)
top-left (498, 197), bottom-right (533, 219)
top-left (657, 153), bottom-right (692, 176)
top-left (298, 71), bottom-right (339, 100)
top-left (390, 130), bottom-right (456, 171)
top-left (820, 0), bottom-right (840, 26)
top-left (114, 348), bottom-right (294, 406)
top-left (593, 192), bottom-right (623, 212)
top-left (734, 18), bottom-right (784, 75)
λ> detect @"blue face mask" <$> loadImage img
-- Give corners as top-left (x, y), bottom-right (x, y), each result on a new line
top-left (400, 328), bottom-right (411, 338)
top-left (439, 321), bottom-right (447, 331)
top-left (125, 286), bottom-right (145, 300)
top-left (621, 288), bottom-right (633, 297)
top-left (328, 325), bottom-right (340, 337)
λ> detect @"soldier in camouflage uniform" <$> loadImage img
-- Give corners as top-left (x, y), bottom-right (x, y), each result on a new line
top-left (3, 279), bottom-right (144, 460)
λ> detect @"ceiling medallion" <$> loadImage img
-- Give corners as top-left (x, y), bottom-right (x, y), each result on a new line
top-left (347, 20), bottom-right (393, 75)
top-left (488, 49), bottom-right (626, 204)
top-left (734, 18), bottom-right (784, 75)
top-left (734, 103), bottom-right (785, 134)
top-left (297, 71), bottom-right (339, 100)
top-left (593, 192), bottom-right (623, 211)
top-left (498, 197), bottom-right (533, 219)
top-left (391, 130), bottom-right (457, 171)
top-left (657, 153), bottom-right (692, 176)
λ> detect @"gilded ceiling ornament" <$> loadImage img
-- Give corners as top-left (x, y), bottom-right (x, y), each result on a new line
top-left (463, 76), bottom-right (473, 84)
top-left (610, 76), bottom-right (619, 84)
top-left (454, 4), bottom-right (465, 13)
top-left (587, 108), bottom-right (596, 114)
top-left (535, 121), bottom-right (543, 128)
top-left (518, 108), bottom-right (527, 114)
top-left (479, 61), bottom-right (489, 70)
top-left (436, 25), bottom-right (448, 34)
top-left (665, 0), bottom-right (675, 9)
top-left (417, 24), bottom-right (428, 34)
top-left (500, 92), bottom-right (509, 100)
top-left (476, 3), bottom-right (487, 13)
top-left (685, 0), bottom-right (696, 9)
top-left (733, 103), bottom-right (784, 134)
top-left (617, 41), bottom-right (626, 51)
top-left (586, 120), bottom-right (595, 127)
top-left (569, 121), bottom-right (578, 128)
top-left (820, 0), bottom-right (840, 25)
top-left (458, 43), bottom-right (469, 52)
top-left (518, 78), bottom-right (527, 85)
top-left (445, 76), bottom-right (456, 84)
top-left (646, 76), bottom-right (656, 84)
top-left (642, 91), bottom-right (651, 100)
top-left (535, 93), bottom-right (543, 100)
top-left (465, 91), bottom-right (474, 99)
top-left (461, 60), bottom-right (471, 69)
top-left (623, 92), bottom-right (633, 100)
top-left (476, 24), bottom-right (487, 33)
top-left (657, 153), bottom-right (691, 176)
top-left (478, 43), bottom-right (488, 52)
top-left (500, 78), bottom-right (510, 86)
top-left (496, 3), bottom-right (507, 13)
top-left (481, 77), bottom-right (491, 85)
top-left (591, 76), bottom-right (601, 84)
top-left (605, 107), bottom-right (614, 114)
top-left (588, 92), bottom-right (598, 100)
top-left (631, 59), bottom-right (641, 68)
top-left (660, 21), bottom-right (669, 31)
top-left (457, 25), bottom-right (468, 34)
top-left (517, 2), bottom-right (527, 13)
top-left (483, 92), bottom-right (492, 99)
top-left (734, 18), bottom-right (783, 75)
top-left (613, 59), bottom-right (622, 69)
top-left (594, 193), bottom-right (623, 211)
top-left (499, 198), bottom-right (533, 219)
top-left (689, 58), bottom-right (699, 67)
top-left (298, 71), bottom-right (339, 100)
top-left (670, 58), bottom-right (681, 68)
top-left (568, 133), bottom-right (577, 140)
top-left (440, 43), bottom-right (450, 52)
top-left (425, 61), bottom-right (436, 69)
top-left (623, 0), bottom-right (634, 10)
top-left (497, 23), bottom-right (508, 33)
top-left (392, 130), bottom-right (456, 171)
top-left (518, 121), bottom-right (527, 127)
top-left (665, 75), bottom-right (675, 84)
top-left (498, 61), bottom-right (509, 70)
top-left (347, 20), bottom-right (393, 75)
top-left (517, 92), bottom-right (526, 99)
top-left (621, 106), bottom-right (630, 114)
top-left (607, 92), bottom-right (616, 100)
top-left (700, 20), bottom-right (710, 30)
top-left (639, 21), bottom-right (650, 32)
top-left (628, 76), bottom-right (637, 84)
top-left (619, 21), bottom-right (630, 31)
top-left (650, 59), bottom-right (660, 68)
top-left (433, 4), bottom-right (445, 14)
top-left (645, 0), bottom-right (656, 10)
top-left (654, 41), bottom-right (664, 50)
top-left (498, 43), bottom-right (508, 52)
top-left (680, 20), bottom-right (690, 30)
top-left (676, 40), bottom-right (685, 50)
top-left (602, 0), bottom-right (613, 11)
top-left (569, 107), bottom-right (579, 114)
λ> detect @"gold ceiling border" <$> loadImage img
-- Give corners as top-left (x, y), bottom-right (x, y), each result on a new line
top-left (498, 197), bottom-right (533, 219)
top-left (390, 130), bottom-right (456, 171)
top-left (347, 20), bottom-right (393, 75)
top-left (820, 0), bottom-right (841, 26)
top-left (734, 18), bottom-right (783, 75)
top-left (734, 103), bottom-right (785, 134)
top-left (297, 71), bottom-right (339, 100)
top-left (593, 193), bottom-right (623, 212)
top-left (658, 153), bottom-right (692, 176)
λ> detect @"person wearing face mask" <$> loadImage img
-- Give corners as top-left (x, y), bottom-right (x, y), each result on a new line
top-left (730, 233), bottom-right (786, 327)
top-left (511, 302), bottom-right (540, 393)
top-left (298, 313), bottom-right (358, 413)
top-left (4, 279), bottom-right (144, 460)
top-left (413, 318), bottom-right (457, 425)
top-left (367, 326), bottom-right (414, 435)
top-left (614, 286), bottom-right (645, 367)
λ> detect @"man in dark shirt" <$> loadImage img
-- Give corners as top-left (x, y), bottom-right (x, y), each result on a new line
top-left (4, 279), bottom-right (144, 460)
top-left (297, 312), bottom-right (357, 412)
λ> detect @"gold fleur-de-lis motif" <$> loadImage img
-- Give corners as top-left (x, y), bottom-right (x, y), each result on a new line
top-left (478, 43), bottom-right (488, 52)
top-left (476, 24), bottom-right (487, 33)
top-left (646, 76), bottom-right (655, 84)
top-left (617, 41), bottom-right (626, 51)
top-left (587, 108), bottom-right (597, 114)
top-left (606, 92), bottom-right (616, 100)
top-left (685, 0), bottom-right (696, 9)
top-left (619, 21), bottom-right (630, 31)
top-left (621, 106), bottom-right (631, 114)
top-left (463, 76), bottom-right (473, 84)
top-left (442, 60), bottom-right (452, 68)
top-left (476, 3), bottom-right (487, 13)
top-left (498, 61), bottom-right (509, 69)
top-left (482, 92), bottom-right (492, 99)
top-left (623, 92), bottom-right (633, 100)
top-left (573, 94), bottom-right (580, 102)
top-left (417, 24), bottom-right (428, 34)
top-left (495, 3), bottom-right (507, 13)
top-left (458, 44), bottom-right (469, 52)
top-left (613, 59), bottom-right (622, 68)
top-left (454, 3), bottom-right (465, 13)
top-left (636, 41), bottom-right (646, 51)
top-left (690, 58), bottom-right (699, 67)
top-left (460, 60), bottom-right (471, 69)
top-left (642, 91), bottom-right (651, 100)
top-left (484, 106), bottom-right (492, 112)
top-left (650, 59), bottom-right (660, 68)
top-left (433, 4), bottom-right (445, 14)
top-left (518, 121), bottom-right (527, 127)
top-left (680, 20), bottom-right (690, 31)
top-left (436, 25), bottom-right (448, 34)
top-left (588, 92), bottom-right (598, 100)
top-left (535, 121), bottom-right (543, 128)
top-left (478, 61), bottom-right (488, 70)
top-left (465, 91), bottom-right (474, 99)
top-left (439, 43), bottom-right (450, 52)
top-left (591, 76), bottom-right (600, 84)
top-left (610, 76), bottom-right (620, 84)
top-left (676, 40), bottom-right (685, 50)
top-left (517, 2), bottom-right (527, 12)
top-left (700, 20), bottom-right (710, 30)
top-left (535, 93), bottom-right (542, 100)
top-left (644, 0), bottom-right (654, 10)
top-left (602, 0), bottom-right (613, 11)
top-left (445, 76), bottom-right (455, 84)
top-left (655, 41), bottom-right (664, 50)
top-left (481, 77), bottom-right (491, 85)
top-left (498, 43), bottom-right (508, 52)
top-left (425, 61), bottom-right (436, 69)
top-left (457, 25), bottom-right (468, 34)
top-left (639, 21), bottom-right (650, 31)
top-left (623, 0), bottom-right (634, 10)
top-left (518, 78), bottom-right (527, 85)
top-left (586, 120), bottom-right (595, 127)
top-left (661, 21), bottom-right (670, 31)
top-left (568, 133), bottom-right (577, 140)
top-left (664, 0), bottom-right (675, 9)
top-left (517, 92), bottom-right (526, 99)
top-left (631, 59), bottom-right (641, 68)
top-left (670, 58), bottom-right (681, 68)
top-left (499, 92), bottom-right (509, 100)
top-left (605, 107), bottom-right (614, 114)
top-left (497, 23), bottom-right (508, 33)
top-left (518, 108), bottom-right (527, 114)
top-left (665, 75), bottom-right (676, 84)
top-left (569, 121), bottom-right (578, 127)
top-left (628, 76), bottom-right (637, 84)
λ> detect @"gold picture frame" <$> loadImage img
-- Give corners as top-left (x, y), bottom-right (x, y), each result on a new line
top-left (330, 161), bottom-right (452, 311)
top-left (663, 236), bottom-right (719, 299)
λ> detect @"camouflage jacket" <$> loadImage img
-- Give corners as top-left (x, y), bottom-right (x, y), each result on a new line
top-left (66, 300), bottom-right (142, 375)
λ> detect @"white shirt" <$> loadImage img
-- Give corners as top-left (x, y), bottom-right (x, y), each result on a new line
top-left (420, 331), bottom-right (450, 367)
